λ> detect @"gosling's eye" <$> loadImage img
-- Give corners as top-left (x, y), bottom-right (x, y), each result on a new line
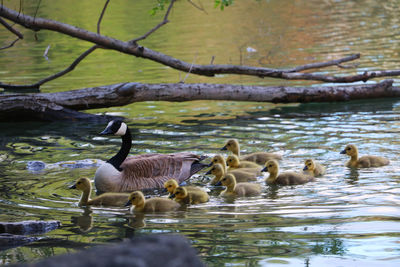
top-left (347, 147), bottom-right (351, 150)
top-left (308, 163), bottom-right (311, 166)
top-left (168, 185), bottom-right (171, 187)
top-left (77, 182), bottom-right (81, 184)
top-left (131, 197), bottom-right (135, 200)
top-left (269, 165), bottom-right (272, 167)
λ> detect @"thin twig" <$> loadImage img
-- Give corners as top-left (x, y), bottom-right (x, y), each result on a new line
top-left (0, 17), bottom-right (23, 38)
top-left (0, 45), bottom-right (98, 89)
top-left (182, 52), bottom-right (197, 83)
top-left (0, 37), bottom-right (19, 50)
top-left (287, 53), bottom-right (360, 72)
top-left (130, 0), bottom-right (176, 43)
top-left (187, 0), bottom-right (208, 14)
top-left (97, 0), bottom-right (110, 34)
top-left (33, 0), bottom-right (41, 20)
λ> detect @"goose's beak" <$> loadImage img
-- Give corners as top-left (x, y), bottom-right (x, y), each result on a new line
top-left (169, 194), bottom-right (176, 199)
top-left (220, 146), bottom-right (227, 151)
top-left (340, 150), bottom-right (346, 154)
top-left (261, 167), bottom-right (267, 172)
top-left (100, 126), bottom-right (113, 135)
top-left (215, 181), bottom-right (222, 186)
top-left (303, 166), bottom-right (308, 171)
top-left (69, 184), bottom-right (76, 189)
top-left (124, 201), bottom-right (132, 207)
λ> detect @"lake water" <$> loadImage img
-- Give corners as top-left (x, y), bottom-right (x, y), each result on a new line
top-left (1, 0), bottom-right (400, 266)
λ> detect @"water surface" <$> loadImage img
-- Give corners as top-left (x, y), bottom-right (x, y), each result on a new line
top-left (1, 1), bottom-right (400, 266)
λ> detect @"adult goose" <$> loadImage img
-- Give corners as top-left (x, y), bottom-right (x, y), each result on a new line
top-left (94, 120), bottom-right (207, 193)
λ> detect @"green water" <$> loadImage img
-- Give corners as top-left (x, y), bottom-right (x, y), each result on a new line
top-left (1, 1), bottom-right (400, 266)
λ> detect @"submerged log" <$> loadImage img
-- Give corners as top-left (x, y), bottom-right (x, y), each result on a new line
top-left (0, 220), bottom-right (60, 235)
top-left (0, 80), bottom-right (398, 121)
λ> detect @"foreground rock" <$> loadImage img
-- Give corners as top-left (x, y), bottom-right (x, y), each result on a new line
top-left (12, 234), bottom-right (205, 267)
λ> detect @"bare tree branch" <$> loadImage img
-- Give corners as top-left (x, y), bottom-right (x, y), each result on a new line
top-left (0, 17), bottom-right (23, 38)
top-left (129, 0), bottom-right (176, 44)
top-left (187, 0), bottom-right (208, 14)
top-left (0, 45), bottom-right (98, 89)
top-left (0, 37), bottom-right (19, 50)
top-left (97, 0), bottom-right (110, 34)
top-left (1, 3), bottom-right (400, 89)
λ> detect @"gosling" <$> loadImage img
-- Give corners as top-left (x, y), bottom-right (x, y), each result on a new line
top-left (262, 160), bottom-right (314, 185)
top-left (216, 173), bottom-right (261, 197)
top-left (170, 186), bottom-right (209, 205)
top-left (208, 154), bottom-right (260, 175)
top-left (125, 191), bottom-right (180, 213)
top-left (221, 139), bottom-right (282, 165)
top-left (226, 155), bottom-right (262, 170)
top-left (163, 179), bottom-right (204, 198)
top-left (206, 163), bottom-right (257, 185)
top-left (303, 159), bottom-right (326, 177)
top-left (69, 177), bottom-right (129, 206)
top-left (340, 144), bottom-right (390, 168)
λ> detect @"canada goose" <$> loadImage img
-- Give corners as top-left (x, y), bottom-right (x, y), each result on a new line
top-left (163, 178), bottom-right (206, 198)
top-left (170, 186), bottom-right (209, 204)
top-left (69, 177), bottom-right (130, 206)
top-left (125, 191), bottom-right (180, 212)
top-left (215, 174), bottom-right (261, 197)
top-left (262, 160), bottom-right (314, 185)
top-left (226, 155), bottom-right (261, 170)
top-left (303, 159), bottom-right (326, 177)
top-left (205, 163), bottom-right (257, 185)
top-left (221, 139), bottom-right (282, 164)
top-left (94, 120), bottom-right (207, 193)
top-left (340, 144), bottom-right (390, 168)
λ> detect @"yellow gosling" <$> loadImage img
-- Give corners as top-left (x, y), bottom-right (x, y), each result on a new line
top-left (208, 154), bottom-right (228, 172)
top-left (125, 191), bottom-right (180, 213)
top-left (170, 186), bottom-right (209, 205)
top-left (216, 174), bottom-right (261, 197)
top-left (163, 178), bottom-right (203, 197)
top-left (262, 160), bottom-right (314, 185)
top-left (303, 159), bottom-right (326, 177)
top-left (226, 155), bottom-right (261, 170)
top-left (69, 177), bottom-right (129, 206)
top-left (340, 144), bottom-right (390, 168)
top-left (206, 163), bottom-right (257, 185)
top-left (221, 139), bottom-right (282, 165)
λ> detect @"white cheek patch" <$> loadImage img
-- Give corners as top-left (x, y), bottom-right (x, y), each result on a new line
top-left (115, 122), bottom-right (127, 136)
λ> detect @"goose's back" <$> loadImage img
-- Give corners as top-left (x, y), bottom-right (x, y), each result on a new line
top-left (118, 152), bottom-right (204, 192)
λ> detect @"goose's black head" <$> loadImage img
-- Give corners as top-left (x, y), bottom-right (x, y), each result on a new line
top-left (100, 120), bottom-right (127, 136)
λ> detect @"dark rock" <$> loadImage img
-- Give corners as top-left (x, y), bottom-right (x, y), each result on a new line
top-left (0, 220), bottom-right (61, 235)
top-left (13, 234), bottom-right (205, 267)
top-left (0, 233), bottom-right (40, 250)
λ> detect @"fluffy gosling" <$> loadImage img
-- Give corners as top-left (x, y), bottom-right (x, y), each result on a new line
top-left (303, 159), bottom-right (326, 177)
top-left (262, 160), bottom-right (314, 185)
top-left (170, 186), bottom-right (209, 205)
top-left (69, 177), bottom-right (129, 206)
top-left (125, 191), bottom-right (180, 213)
top-left (340, 144), bottom-right (390, 168)
top-left (216, 173), bottom-right (261, 197)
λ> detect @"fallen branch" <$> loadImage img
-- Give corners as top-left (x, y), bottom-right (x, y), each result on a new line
top-left (0, 80), bottom-right (397, 121)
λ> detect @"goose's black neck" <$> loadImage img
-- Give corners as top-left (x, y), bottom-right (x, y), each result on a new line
top-left (107, 128), bottom-right (132, 171)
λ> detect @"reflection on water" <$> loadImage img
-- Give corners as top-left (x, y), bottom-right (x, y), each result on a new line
top-left (2, 0), bottom-right (400, 266)
top-left (1, 98), bottom-right (400, 266)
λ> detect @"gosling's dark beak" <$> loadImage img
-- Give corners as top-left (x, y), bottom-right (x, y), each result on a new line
top-left (340, 149), bottom-right (346, 154)
top-left (69, 184), bottom-right (76, 189)
top-left (161, 188), bottom-right (167, 193)
top-left (221, 146), bottom-right (227, 151)
top-left (100, 126), bottom-right (113, 135)
top-left (215, 181), bottom-right (222, 186)
top-left (226, 162), bottom-right (229, 166)
top-left (261, 167), bottom-right (268, 172)
top-left (124, 201), bottom-right (131, 207)
top-left (205, 169), bottom-right (212, 175)
top-left (169, 194), bottom-right (176, 199)
top-left (207, 162), bottom-right (213, 167)
top-left (303, 166), bottom-right (308, 171)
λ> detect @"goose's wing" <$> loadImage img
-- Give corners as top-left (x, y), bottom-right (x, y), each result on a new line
top-left (118, 153), bottom-right (206, 191)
